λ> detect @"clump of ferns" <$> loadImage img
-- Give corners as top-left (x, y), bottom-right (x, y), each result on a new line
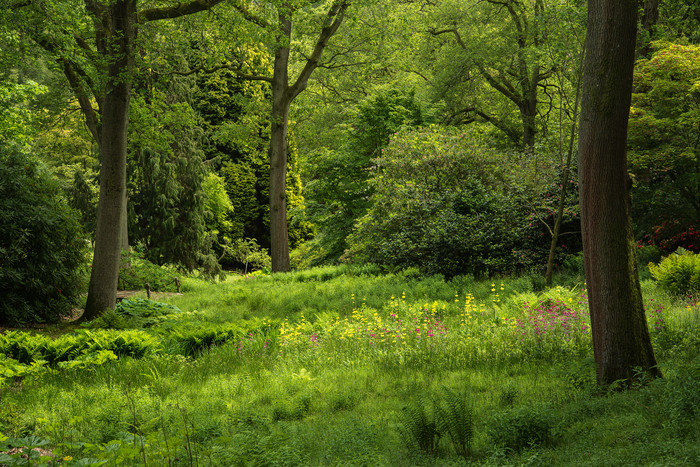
top-left (398, 394), bottom-right (441, 455)
top-left (436, 386), bottom-right (474, 458)
top-left (398, 387), bottom-right (474, 458)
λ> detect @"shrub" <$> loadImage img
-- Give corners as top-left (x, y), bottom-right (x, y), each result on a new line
top-left (435, 387), bottom-right (473, 458)
top-left (346, 127), bottom-right (530, 278)
top-left (85, 298), bottom-right (185, 329)
top-left (648, 248), bottom-right (700, 296)
top-left (0, 145), bottom-right (89, 325)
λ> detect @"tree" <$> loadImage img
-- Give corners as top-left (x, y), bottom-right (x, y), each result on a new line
top-left (427, 0), bottom-right (561, 151)
top-left (208, 1), bottom-right (350, 272)
top-left (577, 0), bottom-right (660, 385)
top-left (305, 90), bottom-right (428, 264)
top-left (269, 1), bottom-right (350, 272)
top-left (8, 0), bottom-right (228, 319)
top-left (127, 93), bottom-right (220, 277)
top-left (627, 41), bottom-right (700, 248)
top-left (193, 68), bottom-right (307, 253)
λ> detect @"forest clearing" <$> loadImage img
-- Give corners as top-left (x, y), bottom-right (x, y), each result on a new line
top-left (1, 0), bottom-right (699, 464)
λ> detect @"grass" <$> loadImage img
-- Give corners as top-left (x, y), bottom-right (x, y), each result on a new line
top-left (0, 265), bottom-right (698, 466)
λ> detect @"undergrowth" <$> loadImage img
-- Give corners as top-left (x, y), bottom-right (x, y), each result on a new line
top-left (0, 266), bottom-right (697, 466)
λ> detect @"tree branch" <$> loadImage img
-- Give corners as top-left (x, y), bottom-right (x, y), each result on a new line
top-left (289, 0), bottom-right (350, 100)
top-left (139, 0), bottom-right (227, 22)
top-left (58, 58), bottom-right (100, 142)
top-left (230, 2), bottom-right (272, 29)
top-left (429, 27), bottom-right (467, 50)
top-left (477, 64), bottom-right (521, 105)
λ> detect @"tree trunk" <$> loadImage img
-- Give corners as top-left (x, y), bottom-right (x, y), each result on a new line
top-left (83, 0), bottom-right (136, 319)
top-left (578, 0), bottom-right (660, 386)
top-left (269, 15), bottom-right (292, 273)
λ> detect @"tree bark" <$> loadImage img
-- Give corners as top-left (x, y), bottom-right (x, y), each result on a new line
top-left (578, 0), bottom-right (660, 386)
top-left (269, 13), bottom-right (292, 273)
top-left (83, 0), bottom-right (136, 319)
top-left (261, 1), bottom-right (348, 272)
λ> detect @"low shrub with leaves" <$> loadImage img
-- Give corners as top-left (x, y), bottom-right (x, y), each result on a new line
top-left (398, 387), bottom-right (474, 458)
top-left (436, 386), bottom-right (473, 458)
top-left (648, 248), bottom-right (700, 296)
top-left (0, 329), bottom-right (160, 376)
top-left (398, 396), bottom-right (441, 455)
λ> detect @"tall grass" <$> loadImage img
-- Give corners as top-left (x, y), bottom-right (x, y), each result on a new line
top-left (0, 266), bottom-right (697, 466)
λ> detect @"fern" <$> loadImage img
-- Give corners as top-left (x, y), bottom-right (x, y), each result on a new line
top-left (397, 396), bottom-right (441, 455)
top-left (436, 386), bottom-right (473, 458)
top-left (649, 248), bottom-right (700, 297)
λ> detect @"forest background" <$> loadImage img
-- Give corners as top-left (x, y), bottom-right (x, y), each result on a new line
top-left (1, 0), bottom-right (700, 464)
top-left (1, 0), bottom-right (698, 297)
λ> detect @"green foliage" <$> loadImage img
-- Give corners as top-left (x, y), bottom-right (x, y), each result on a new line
top-left (663, 360), bottom-right (700, 438)
top-left (648, 248), bottom-right (700, 296)
top-left (119, 249), bottom-right (181, 292)
top-left (202, 172), bottom-right (234, 241)
top-left (304, 90), bottom-right (430, 264)
top-left (0, 328), bottom-right (159, 373)
top-left (0, 144), bottom-right (89, 325)
top-left (0, 80), bottom-right (46, 146)
top-left (628, 42), bottom-right (700, 238)
top-left (487, 404), bottom-right (554, 454)
top-left (0, 353), bottom-right (48, 386)
top-left (435, 387), bottom-right (474, 458)
top-left (398, 396), bottom-right (441, 455)
top-left (127, 94), bottom-right (221, 279)
top-left (398, 388), bottom-right (474, 458)
top-left (194, 68), bottom-right (308, 251)
top-left (169, 323), bottom-right (247, 357)
top-left (346, 126), bottom-right (530, 278)
top-left (68, 169), bottom-right (98, 242)
top-left (219, 161), bottom-right (263, 243)
top-left (0, 269), bottom-right (696, 465)
top-left (222, 238), bottom-right (271, 273)
top-left (87, 298), bottom-right (185, 329)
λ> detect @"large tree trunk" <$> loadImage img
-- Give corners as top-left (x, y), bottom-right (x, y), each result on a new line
top-left (83, 0), bottom-right (136, 319)
top-left (578, 0), bottom-right (660, 386)
top-left (269, 15), bottom-right (292, 273)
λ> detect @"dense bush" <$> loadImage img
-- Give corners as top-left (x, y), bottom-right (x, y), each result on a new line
top-left (304, 90), bottom-right (430, 264)
top-left (0, 145), bottom-right (89, 325)
top-left (487, 404), bottom-right (554, 453)
top-left (345, 127), bottom-right (577, 278)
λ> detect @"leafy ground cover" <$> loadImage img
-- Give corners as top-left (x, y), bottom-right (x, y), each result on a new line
top-left (0, 266), bottom-right (698, 466)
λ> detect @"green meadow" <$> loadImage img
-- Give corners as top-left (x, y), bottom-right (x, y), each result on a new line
top-left (1, 266), bottom-right (698, 466)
